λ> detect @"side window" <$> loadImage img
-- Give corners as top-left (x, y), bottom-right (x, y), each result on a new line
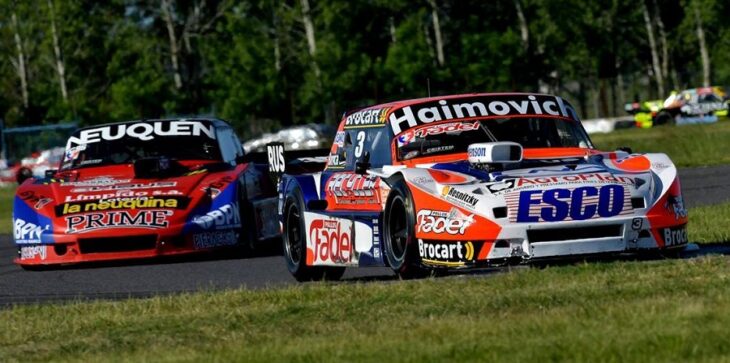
top-left (350, 128), bottom-right (392, 168)
top-left (217, 128), bottom-right (237, 164)
top-left (325, 125), bottom-right (392, 170)
top-left (230, 132), bottom-right (244, 158)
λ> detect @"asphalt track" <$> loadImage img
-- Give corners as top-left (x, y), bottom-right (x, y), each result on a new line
top-left (1, 165), bottom-right (730, 306)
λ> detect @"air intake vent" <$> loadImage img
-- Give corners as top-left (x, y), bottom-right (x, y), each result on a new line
top-left (527, 225), bottom-right (622, 243)
top-left (631, 197), bottom-right (645, 209)
top-left (493, 207), bottom-right (507, 219)
top-left (78, 235), bottom-right (158, 254)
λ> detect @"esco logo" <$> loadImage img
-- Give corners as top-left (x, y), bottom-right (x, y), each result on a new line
top-left (517, 185), bottom-right (625, 222)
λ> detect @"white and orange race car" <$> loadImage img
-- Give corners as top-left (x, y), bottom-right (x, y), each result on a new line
top-left (269, 93), bottom-right (689, 280)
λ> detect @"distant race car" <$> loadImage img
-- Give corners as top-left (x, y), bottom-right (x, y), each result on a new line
top-left (12, 118), bottom-right (283, 267)
top-left (626, 87), bottom-right (729, 128)
top-left (270, 93), bottom-right (689, 280)
top-left (242, 123), bottom-right (335, 153)
top-left (624, 99), bottom-right (664, 128)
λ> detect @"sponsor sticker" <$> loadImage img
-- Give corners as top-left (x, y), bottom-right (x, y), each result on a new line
top-left (57, 197), bottom-right (187, 216)
top-left (344, 108), bottom-right (390, 129)
top-left (14, 219), bottom-right (47, 244)
top-left (662, 225), bottom-right (688, 247)
top-left (509, 185), bottom-right (632, 223)
top-left (665, 195), bottom-right (687, 220)
top-left (441, 186), bottom-right (479, 208)
top-left (193, 230), bottom-right (238, 249)
top-left (193, 202), bottom-right (241, 230)
top-left (19, 246), bottom-right (47, 260)
top-left (326, 173), bottom-right (381, 205)
top-left (267, 143), bottom-right (286, 175)
top-left (70, 181), bottom-right (177, 193)
top-left (18, 191), bottom-right (53, 209)
top-left (66, 120), bottom-right (216, 149)
top-left (333, 131), bottom-right (346, 147)
top-left (416, 208), bottom-right (474, 235)
top-left (397, 121), bottom-right (480, 146)
top-left (65, 210), bottom-right (172, 233)
top-left (309, 217), bottom-right (354, 265)
top-left (418, 240), bottom-right (476, 266)
top-left (388, 95), bottom-right (578, 134)
top-left (486, 179), bottom-right (516, 194)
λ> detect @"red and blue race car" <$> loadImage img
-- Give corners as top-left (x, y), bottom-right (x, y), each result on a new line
top-left (271, 93), bottom-right (689, 280)
top-left (13, 118), bottom-right (281, 267)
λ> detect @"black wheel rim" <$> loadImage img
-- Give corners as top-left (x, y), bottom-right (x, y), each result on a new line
top-left (388, 195), bottom-right (408, 261)
top-left (285, 203), bottom-right (302, 265)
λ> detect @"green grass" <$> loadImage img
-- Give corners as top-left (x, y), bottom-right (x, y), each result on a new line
top-left (3, 257), bottom-right (730, 362)
top-left (689, 202), bottom-right (730, 243)
top-left (1, 170), bottom-right (730, 362)
top-left (591, 120), bottom-right (730, 167)
top-left (0, 186), bottom-right (13, 235)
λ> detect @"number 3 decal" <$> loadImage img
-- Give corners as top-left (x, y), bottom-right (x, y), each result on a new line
top-left (354, 131), bottom-right (365, 158)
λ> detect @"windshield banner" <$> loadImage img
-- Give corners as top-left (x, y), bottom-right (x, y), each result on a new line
top-left (388, 94), bottom-right (579, 134)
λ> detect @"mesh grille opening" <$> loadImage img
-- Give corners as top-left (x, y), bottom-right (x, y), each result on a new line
top-left (78, 235), bottom-right (158, 254)
top-left (528, 225), bottom-right (622, 243)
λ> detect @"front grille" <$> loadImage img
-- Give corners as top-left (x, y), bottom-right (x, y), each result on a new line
top-left (78, 235), bottom-right (158, 254)
top-left (631, 197), bottom-right (645, 209)
top-left (527, 225), bottom-right (623, 243)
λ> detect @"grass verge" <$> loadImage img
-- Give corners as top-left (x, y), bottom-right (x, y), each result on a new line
top-left (0, 186), bottom-right (13, 235)
top-left (3, 257), bottom-right (730, 362)
top-left (688, 202), bottom-right (730, 243)
top-left (590, 120), bottom-right (730, 167)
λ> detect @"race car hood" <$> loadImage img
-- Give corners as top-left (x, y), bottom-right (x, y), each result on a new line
top-left (396, 151), bottom-right (676, 224)
top-left (14, 162), bottom-right (245, 240)
top-left (41, 164), bottom-right (213, 204)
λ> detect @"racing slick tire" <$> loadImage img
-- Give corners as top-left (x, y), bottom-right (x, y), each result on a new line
top-left (282, 188), bottom-right (345, 281)
top-left (654, 111), bottom-right (674, 126)
top-left (383, 178), bottom-right (429, 279)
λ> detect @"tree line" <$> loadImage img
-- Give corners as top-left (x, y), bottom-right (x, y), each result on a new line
top-left (0, 0), bottom-right (728, 138)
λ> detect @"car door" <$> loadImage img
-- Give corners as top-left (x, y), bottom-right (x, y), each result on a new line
top-left (323, 127), bottom-right (390, 212)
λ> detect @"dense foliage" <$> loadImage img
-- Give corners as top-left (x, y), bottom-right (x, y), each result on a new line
top-left (0, 0), bottom-right (728, 137)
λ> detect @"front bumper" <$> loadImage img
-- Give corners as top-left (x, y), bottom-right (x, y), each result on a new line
top-left (14, 229), bottom-right (239, 266)
top-left (417, 216), bottom-right (687, 268)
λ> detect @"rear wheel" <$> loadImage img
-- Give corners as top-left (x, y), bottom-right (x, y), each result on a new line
top-left (383, 178), bottom-right (429, 279)
top-left (282, 188), bottom-right (344, 281)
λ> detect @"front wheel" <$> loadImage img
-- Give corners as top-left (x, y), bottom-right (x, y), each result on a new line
top-left (383, 178), bottom-right (429, 279)
top-left (654, 111), bottom-right (674, 126)
top-left (282, 188), bottom-right (344, 281)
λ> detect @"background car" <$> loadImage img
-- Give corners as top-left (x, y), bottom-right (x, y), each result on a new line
top-left (12, 118), bottom-right (281, 267)
top-left (242, 124), bottom-right (335, 154)
top-left (627, 87), bottom-right (729, 127)
top-left (271, 93), bottom-right (688, 281)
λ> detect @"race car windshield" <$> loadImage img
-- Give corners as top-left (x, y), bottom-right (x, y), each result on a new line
top-left (396, 117), bottom-right (591, 161)
top-left (61, 122), bottom-right (222, 170)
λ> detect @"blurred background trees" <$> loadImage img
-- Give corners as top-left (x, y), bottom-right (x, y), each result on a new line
top-left (0, 0), bottom-right (728, 137)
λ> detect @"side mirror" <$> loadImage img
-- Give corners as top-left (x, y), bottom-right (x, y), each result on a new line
top-left (617, 146), bottom-right (633, 154)
top-left (355, 151), bottom-right (370, 175)
top-left (467, 142), bottom-right (522, 166)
